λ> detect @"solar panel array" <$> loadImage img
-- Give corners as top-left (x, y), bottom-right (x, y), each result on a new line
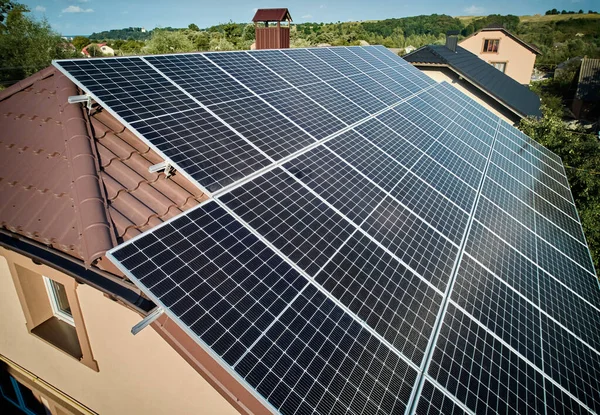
top-left (54, 46), bottom-right (600, 414)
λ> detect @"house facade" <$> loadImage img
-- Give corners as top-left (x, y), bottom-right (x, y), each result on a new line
top-left (459, 27), bottom-right (541, 85)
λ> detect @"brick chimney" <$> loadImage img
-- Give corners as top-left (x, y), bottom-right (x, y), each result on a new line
top-left (252, 8), bottom-right (292, 49)
top-left (445, 30), bottom-right (459, 52)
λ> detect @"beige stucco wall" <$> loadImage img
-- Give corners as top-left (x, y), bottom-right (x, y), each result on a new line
top-left (459, 30), bottom-right (537, 85)
top-left (0, 253), bottom-right (238, 415)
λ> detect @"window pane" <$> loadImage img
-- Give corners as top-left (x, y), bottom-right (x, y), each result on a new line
top-left (16, 382), bottom-right (47, 415)
top-left (0, 371), bottom-right (18, 405)
top-left (49, 280), bottom-right (71, 317)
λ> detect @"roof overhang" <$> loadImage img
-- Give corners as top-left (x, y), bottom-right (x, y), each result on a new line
top-left (412, 62), bottom-right (532, 119)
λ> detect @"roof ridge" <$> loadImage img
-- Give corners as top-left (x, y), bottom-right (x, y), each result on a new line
top-left (0, 66), bottom-right (56, 102)
top-left (54, 69), bottom-right (117, 265)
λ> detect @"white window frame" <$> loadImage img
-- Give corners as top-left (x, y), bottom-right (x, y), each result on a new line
top-left (43, 276), bottom-right (75, 326)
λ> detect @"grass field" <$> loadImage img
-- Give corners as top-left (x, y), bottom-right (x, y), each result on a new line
top-left (456, 13), bottom-right (600, 24)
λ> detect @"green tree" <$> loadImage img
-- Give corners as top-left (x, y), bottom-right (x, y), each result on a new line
top-left (86, 43), bottom-right (104, 57)
top-left (72, 35), bottom-right (89, 52)
top-left (188, 23), bottom-right (199, 31)
top-left (145, 29), bottom-right (194, 54)
top-left (0, 2), bottom-right (74, 85)
top-left (520, 107), bottom-right (600, 271)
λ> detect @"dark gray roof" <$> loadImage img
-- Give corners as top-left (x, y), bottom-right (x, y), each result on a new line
top-left (575, 58), bottom-right (600, 102)
top-left (404, 45), bottom-right (542, 118)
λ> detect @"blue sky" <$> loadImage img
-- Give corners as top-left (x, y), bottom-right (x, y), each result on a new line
top-left (23, 0), bottom-right (599, 35)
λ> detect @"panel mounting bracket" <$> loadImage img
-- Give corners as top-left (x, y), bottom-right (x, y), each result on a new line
top-left (67, 94), bottom-right (92, 114)
top-left (148, 161), bottom-right (174, 178)
top-left (131, 307), bottom-right (164, 335)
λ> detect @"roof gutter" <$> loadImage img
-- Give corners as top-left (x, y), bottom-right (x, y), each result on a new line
top-left (0, 230), bottom-right (154, 315)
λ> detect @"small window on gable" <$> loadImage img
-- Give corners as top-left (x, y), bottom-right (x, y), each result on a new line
top-left (483, 39), bottom-right (500, 53)
top-left (490, 62), bottom-right (507, 73)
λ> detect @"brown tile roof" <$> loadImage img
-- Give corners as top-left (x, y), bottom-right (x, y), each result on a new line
top-left (0, 66), bottom-right (208, 268)
top-left (252, 8), bottom-right (292, 22)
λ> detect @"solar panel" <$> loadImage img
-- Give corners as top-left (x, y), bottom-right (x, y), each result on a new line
top-left (52, 46), bottom-right (599, 415)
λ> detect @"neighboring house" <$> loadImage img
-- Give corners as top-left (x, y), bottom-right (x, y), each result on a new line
top-left (82, 43), bottom-right (115, 57)
top-left (404, 33), bottom-right (542, 125)
top-left (572, 57), bottom-right (600, 120)
top-left (0, 67), bottom-right (261, 414)
top-left (458, 25), bottom-right (541, 85)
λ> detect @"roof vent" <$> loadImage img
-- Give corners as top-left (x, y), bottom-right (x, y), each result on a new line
top-left (445, 30), bottom-right (459, 53)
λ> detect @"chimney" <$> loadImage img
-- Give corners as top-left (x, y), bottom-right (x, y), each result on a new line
top-left (445, 30), bottom-right (459, 52)
top-left (252, 8), bottom-right (292, 50)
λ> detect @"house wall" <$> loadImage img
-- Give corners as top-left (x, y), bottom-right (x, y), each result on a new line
top-left (0, 249), bottom-right (239, 415)
top-left (459, 31), bottom-right (537, 85)
top-left (418, 67), bottom-right (521, 125)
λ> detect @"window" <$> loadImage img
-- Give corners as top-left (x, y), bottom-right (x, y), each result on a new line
top-left (43, 277), bottom-right (74, 326)
top-left (490, 62), bottom-right (507, 73)
top-left (3, 249), bottom-right (98, 371)
top-left (483, 39), bottom-right (500, 53)
top-left (0, 373), bottom-right (49, 415)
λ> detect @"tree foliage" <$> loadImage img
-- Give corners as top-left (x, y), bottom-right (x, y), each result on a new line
top-left (0, 1), bottom-right (76, 86)
top-left (144, 29), bottom-right (194, 54)
top-left (520, 103), bottom-right (600, 271)
top-left (72, 36), bottom-right (89, 51)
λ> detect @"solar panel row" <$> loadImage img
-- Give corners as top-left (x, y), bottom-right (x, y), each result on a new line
top-left (54, 46), bottom-right (600, 415)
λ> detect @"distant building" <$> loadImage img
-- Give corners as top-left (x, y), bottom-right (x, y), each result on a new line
top-left (404, 32), bottom-right (542, 124)
top-left (572, 57), bottom-right (600, 120)
top-left (459, 25), bottom-right (541, 85)
top-left (82, 43), bottom-right (115, 57)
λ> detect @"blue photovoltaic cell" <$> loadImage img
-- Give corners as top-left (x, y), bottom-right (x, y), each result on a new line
top-left (235, 285), bottom-right (419, 415)
top-left (209, 96), bottom-right (315, 160)
top-left (109, 201), bottom-right (307, 366)
top-left (325, 77), bottom-right (388, 114)
top-left (219, 168), bottom-right (356, 277)
top-left (56, 57), bottom-right (198, 123)
top-left (129, 108), bottom-right (271, 192)
top-left (415, 381), bottom-right (467, 415)
top-left (205, 51), bottom-right (291, 94)
top-left (144, 54), bottom-right (254, 106)
top-left (281, 49), bottom-right (345, 81)
top-left (251, 49), bottom-right (321, 87)
top-left (57, 46), bottom-right (599, 415)
top-left (307, 48), bottom-right (363, 76)
top-left (325, 130), bottom-right (410, 192)
top-left (298, 82), bottom-right (370, 125)
top-left (284, 146), bottom-right (386, 225)
top-left (316, 232), bottom-right (443, 366)
top-left (360, 195), bottom-right (459, 291)
top-left (261, 88), bottom-right (346, 139)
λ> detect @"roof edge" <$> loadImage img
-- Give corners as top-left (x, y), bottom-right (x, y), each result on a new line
top-left (54, 70), bottom-right (117, 265)
top-left (460, 27), bottom-right (541, 55)
top-left (0, 66), bottom-right (56, 101)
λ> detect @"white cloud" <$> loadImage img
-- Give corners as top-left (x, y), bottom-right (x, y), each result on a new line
top-left (302, 14), bottom-right (312, 19)
top-left (62, 5), bottom-right (94, 13)
top-left (35, 5), bottom-right (46, 12)
top-left (464, 5), bottom-right (484, 15)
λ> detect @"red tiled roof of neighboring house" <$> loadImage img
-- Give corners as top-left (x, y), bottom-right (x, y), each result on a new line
top-left (252, 8), bottom-right (292, 22)
top-left (82, 43), bottom-right (107, 57)
top-left (0, 66), bottom-right (208, 269)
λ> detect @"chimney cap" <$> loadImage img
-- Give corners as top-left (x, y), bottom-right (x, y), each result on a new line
top-left (252, 8), bottom-right (293, 22)
top-left (446, 30), bottom-right (460, 36)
